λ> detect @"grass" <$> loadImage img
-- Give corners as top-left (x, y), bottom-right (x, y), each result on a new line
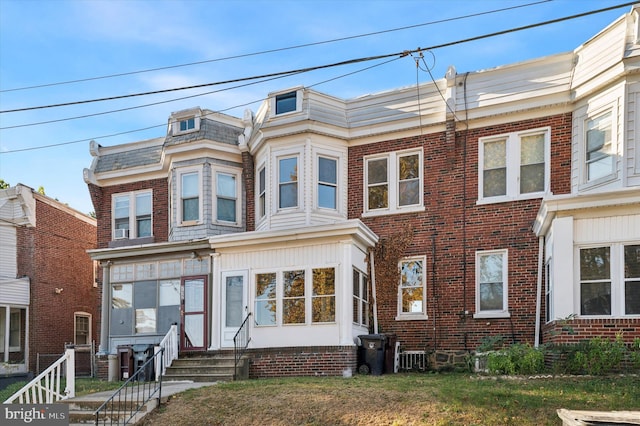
top-left (140, 373), bottom-right (640, 426)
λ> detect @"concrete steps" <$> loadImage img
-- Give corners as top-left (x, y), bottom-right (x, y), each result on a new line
top-left (60, 394), bottom-right (157, 425)
top-left (163, 353), bottom-right (249, 382)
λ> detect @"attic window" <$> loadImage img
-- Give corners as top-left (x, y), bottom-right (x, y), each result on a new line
top-left (179, 117), bottom-right (195, 132)
top-left (275, 91), bottom-right (297, 115)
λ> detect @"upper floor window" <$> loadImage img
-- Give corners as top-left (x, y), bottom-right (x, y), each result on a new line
top-left (479, 128), bottom-right (549, 203)
top-left (279, 156), bottom-right (298, 209)
top-left (215, 171), bottom-right (239, 224)
top-left (318, 156), bottom-right (337, 209)
top-left (364, 149), bottom-right (423, 215)
top-left (179, 117), bottom-right (195, 132)
top-left (585, 111), bottom-right (613, 182)
top-left (180, 171), bottom-right (200, 223)
top-left (275, 91), bottom-right (297, 115)
top-left (580, 244), bottom-right (640, 316)
top-left (258, 166), bottom-right (266, 218)
top-left (112, 191), bottom-right (152, 240)
top-left (475, 250), bottom-right (509, 318)
top-left (397, 257), bottom-right (426, 320)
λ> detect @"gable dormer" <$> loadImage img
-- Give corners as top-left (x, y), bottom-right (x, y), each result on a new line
top-left (169, 107), bottom-right (202, 136)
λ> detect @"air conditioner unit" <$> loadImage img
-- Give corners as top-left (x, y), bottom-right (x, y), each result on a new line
top-left (114, 228), bottom-right (129, 239)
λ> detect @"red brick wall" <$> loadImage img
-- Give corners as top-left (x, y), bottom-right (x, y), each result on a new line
top-left (349, 114), bottom-right (573, 354)
top-left (248, 346), bottom-right (357, 378)
top-left (17, 198), bottom-right (98, 373)
top-left (88, 179), bottom-right (168, 249)
top-left (543, 319), bottom-right (640, 344)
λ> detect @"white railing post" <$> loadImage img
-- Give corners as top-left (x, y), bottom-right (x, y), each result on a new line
top-left (65, 348), bottom-right (75, 399)
top-left (156, 324), bottom-right (178, 381)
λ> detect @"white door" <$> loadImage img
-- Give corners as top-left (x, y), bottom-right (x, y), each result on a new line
top-left (221, 271), bottom-right (248, 347)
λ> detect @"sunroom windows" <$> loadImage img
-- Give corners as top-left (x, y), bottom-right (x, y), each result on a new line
top-left (112, 190), bottom-right (152, 240)
top-left (478, 128), bottom-right (549, 203)
top-left (254, 267), bottom-right (336, 326)
top-left (364, 149), bottom-right (423, 216)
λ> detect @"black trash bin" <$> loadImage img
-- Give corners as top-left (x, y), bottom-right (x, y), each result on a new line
top-left (132, 344), bottom-right (154, 381)
top-left (358, 334), bottom-right (387, 375)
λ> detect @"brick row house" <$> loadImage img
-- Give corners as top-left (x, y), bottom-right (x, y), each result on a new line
top-left (0, 184), bottom-right (98, 386)
top-left (84, 6), bottom-right (640, 378)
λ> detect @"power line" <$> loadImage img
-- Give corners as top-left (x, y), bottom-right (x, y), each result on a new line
top-left (1, 1), bottom-right (633, 115)
top-left (0, 0), bottom-right (553, 93)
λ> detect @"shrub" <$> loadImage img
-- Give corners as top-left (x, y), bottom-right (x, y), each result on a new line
top-left (487, 343), bottom-right (545, 375)
top-left (566, 335), bottom-right (627, 375)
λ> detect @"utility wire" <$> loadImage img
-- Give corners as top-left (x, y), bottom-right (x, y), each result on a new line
top-left (0, 0), bottom-right (553, 93)
top-left (1, 0), bottom-right (633, 115)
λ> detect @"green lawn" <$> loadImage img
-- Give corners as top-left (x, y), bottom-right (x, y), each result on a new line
top-left (140, 373), bottom-right (640, 425)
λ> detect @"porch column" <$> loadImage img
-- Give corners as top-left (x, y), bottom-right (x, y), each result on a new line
top-left (98, 261), bottom-right (111, 354)
top-left (339, 241), bottom-right (353, 345)
top-left (208, 253), bottom-right (221, 351)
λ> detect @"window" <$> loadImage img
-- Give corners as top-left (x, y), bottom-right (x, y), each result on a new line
top-left (181, 172), bottom-right (200, 223)
top-left (580, 247), bottom-right (611, 315)
top-left (312, 268), bottom-right (335, 323)
top-left (278, 156), bottom-right (298, 209)
top-left (625, 245), bottom-right (640, 315)
top-left (397, 257), bottom-right (426, 319)
top-left (353, 269), bottom-right (369, 326)
top-left (585, 112), bottom-right (613, 182)
top-left (365, 149), bottom-right (423, 215)
top-left (112, 283), bottom-right (133, 309)
top-left (479, 128), bottom-right (549, 202)
top-left (113, 191), bottom-right (152, 240)
top-left (258, 166), bottom-right (266, 218)
top-left (283, 270), bottom-right (305, 324)
top-left (255, 273), bottom-right (277, 326)
top-left (216, 172), bottom-right (237, 223)
top-left (318, 157), bottom-right (337, 209)
top-left (275, 91), bottom-right (297, 115)
top-left (475, 250), bottom-right (509, 318)
top-left (545, 259), bottom-right (553, 322)
top-left (179, 117), bottom-right (195, 132)
top-left (74, 313), bottom-right (91, 345)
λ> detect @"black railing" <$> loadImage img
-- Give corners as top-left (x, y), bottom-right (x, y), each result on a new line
top-left (94, 348), bottom-right (164, 425)
top-left (233, 312), bottom-right (252, 380)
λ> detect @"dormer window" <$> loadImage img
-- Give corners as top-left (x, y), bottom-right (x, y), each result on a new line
top-left (179, 117), bottom-right (195, 132)
top-left (275, 91), bottom-right (297, 115)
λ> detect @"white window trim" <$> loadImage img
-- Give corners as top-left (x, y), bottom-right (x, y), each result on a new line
top-left (477, 127), bottom-right (551, 205)
top-left (74, 312), bottom-right (92, 346)
top-left (396, 256), bottom-right (428, 321)
top-left (256, 162), bottom-right (267, 222)
top-left (580, 108), bottom-right (616, 188)
top-left (474, 249), bottom-right (510, 319)
top-left (270, 88), bottom-right (303, 117)
top-left (363, 148), bottom-right (425, 217)
top-left (314, 147), bottom-right (344, 214)
top-left (171, 111), bottom-right (201, 135)
top-left (275, 150), bottom-right (303, 212)
top-left (575, 243), bottom-right (640, 318)
top-left (111, 190), bottom-right (153, 240)
top-left (213, 167), bottom-right (242, 227)
top-left (177, 167), bottom-right (202, 226)
top-left (353, 268), bottom-right (369, 327)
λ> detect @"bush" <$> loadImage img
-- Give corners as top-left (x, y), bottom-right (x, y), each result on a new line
top-left (566, 335), bottom-right (627, 376)
top-left (487, 343), bottom-right (545, 375)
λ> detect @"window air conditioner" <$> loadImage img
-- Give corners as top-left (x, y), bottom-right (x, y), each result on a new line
top-left (114, 228), bottom-right (129, 239)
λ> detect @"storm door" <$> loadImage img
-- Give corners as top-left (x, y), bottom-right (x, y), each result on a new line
top-left (180, 276), bottom-right (207, 351)
top-left (221, 271), bottom-right (247, 347)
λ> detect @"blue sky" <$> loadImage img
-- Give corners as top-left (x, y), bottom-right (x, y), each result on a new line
top-left (0, 0), bottom-right (633, 214)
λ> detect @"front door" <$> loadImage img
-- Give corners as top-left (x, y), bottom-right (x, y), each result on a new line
top-left (181, 276), bottom-right (207, 351)
top-left (221, 271), bottom-right (247, 347)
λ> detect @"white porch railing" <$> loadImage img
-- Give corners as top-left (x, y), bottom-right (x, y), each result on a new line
top-left (3, 348), bottom-right (75, 404)
top-left (155, 324), bottom-right (178, 381)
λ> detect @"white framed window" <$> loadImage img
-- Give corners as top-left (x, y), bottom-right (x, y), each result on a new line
top-left (272, 90), bottom-right (301, 116)
top-left (364, 149), bottom-right (423, 216)
top-left (545, 258), bottom-right (553, 323)
top-left (278, 156), bottom-right (298, 209)
top-left (215, 170), bottom-right (241, 224)
top-left (254, 267), bottom-right (336, 327)
top-left (0, 308), bottom-right (24, 352)
top-left (74, 312), bottom-right (91, 345)
top-left (475, 250), bottom-right (510, 318)
top-left (579, 244), bottom-right (640, 317)
top-left (478, 127), bottom-right (550, 203)
top-left (179, 169), bottom-right (201, 224)
top-left (397, 256), bottom-right (427, 320)
top-left (171, 108), bottom-right (201, 135)
top-left (318, 156), bottom-right (337, 210)
top-left (257, 165), bottom-right (266, 219)
top-left (353, 268), bottom-right (369, 327)
top-left (179, 117), bottom-right (195, 132)
top-left (112, 190), bottom-right (152, 240)
top-left (585, 111), bottom-right (613, 183)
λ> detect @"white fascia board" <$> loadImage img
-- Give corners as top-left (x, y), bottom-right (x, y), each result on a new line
top-left (87, 239), bottom-right (211, 261)
top-left (534, 187), bottom-right (640, 236)
top-left (209, 219), bottom-right (379, 250)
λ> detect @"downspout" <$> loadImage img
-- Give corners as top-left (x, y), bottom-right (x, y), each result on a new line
top-left (369, 249), bottom-right (378, 334)
top-left (534, 236), bottom-right (544, 348)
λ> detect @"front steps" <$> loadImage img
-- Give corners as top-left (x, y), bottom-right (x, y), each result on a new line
top-left (163, 353), bottom-right (249, 382)
top-left (60, 393), bottom-right (157, 425)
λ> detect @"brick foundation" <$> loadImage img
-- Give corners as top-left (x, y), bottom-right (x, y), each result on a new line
top-left (247, 346), bottom-right (357, 378)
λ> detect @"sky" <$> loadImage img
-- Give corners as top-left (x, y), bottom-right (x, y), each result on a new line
top-left (0, 0), bottom-right (634, 215)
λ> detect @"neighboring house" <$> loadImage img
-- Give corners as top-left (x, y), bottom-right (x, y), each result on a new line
top-left (84, 6), bottom-right (640, 379)
top-left (0, 184), bottom-right (98, 386)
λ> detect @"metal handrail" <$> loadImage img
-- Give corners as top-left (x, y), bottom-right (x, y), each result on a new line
top-left (233, 312), bottom-right (252, 380)
top-left (94, 348), bottom-right (164, 425)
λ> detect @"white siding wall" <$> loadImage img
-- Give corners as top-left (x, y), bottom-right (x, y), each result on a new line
top-left (0, 225), bottom-right (16, 279)
top-left (550, 217), bottom-right (575, 320)
top-left (574, 213), bottom-right (640, 244)
top-left (631, 84), bottom-right (640, 185)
